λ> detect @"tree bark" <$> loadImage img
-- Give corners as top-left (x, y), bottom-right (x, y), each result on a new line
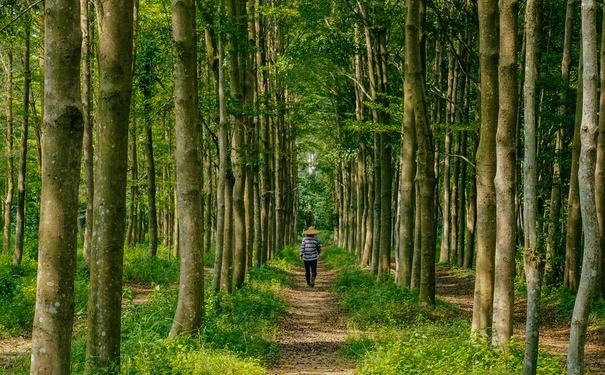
top-left (522, 1), bottom-right (544, 372)
top-left (407, 0), bottom-right (436, 304)
top-left (457, 131), bottom-right (467, 267)
top-left (471, 0), bottom-right (498, 338)
top-left (547, 0), bottom-right (574, 283)
top-left (492, 0), bottom-right (518, 351)
top-left (81, 0), bottom-right (94, 266)
top-left (212, 13), bottom-right (227, 293)
top-left (363, 152), bottom-right (375, 267)
top-left (3, 52), bottom-right (14, 256)
top-left (597, 1), bottom-right (605, 301)
top-left (86, 0), bottom-right (134, 368)
top-left (169, 0), bottom-right (204, 336)
top-left (14, 20), bottom-right (30, 266)
top-left (565, 48), bottom-right (583, 290)
top-left (228, 0), bottom-right (248, 290)
top-left (146, 115), bottom-right (158, 257)
top-left (30, 0), bottom-right (83, 371)
top-left (567, 1), bottom-right (600, 372)
top-left (399, 76), bottom-right (416, 287)
top-left (465, 135), bottom-right (477, 269)
top-left (440, 128), bottom-right (451, 264)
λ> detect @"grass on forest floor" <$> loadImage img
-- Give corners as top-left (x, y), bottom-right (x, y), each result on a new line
top-left (2, 243), bottom-right (296, 374)
top-left (321, 246), bottom-right (566, 375)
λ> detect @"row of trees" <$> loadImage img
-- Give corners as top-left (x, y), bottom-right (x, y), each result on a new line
top-left (319, 0), bottom-right (603, 373)
top-left (0, 0), bottom-right (303, 372)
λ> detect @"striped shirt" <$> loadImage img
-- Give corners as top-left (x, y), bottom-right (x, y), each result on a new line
top-left (300, 236), bottom-right (321, 261)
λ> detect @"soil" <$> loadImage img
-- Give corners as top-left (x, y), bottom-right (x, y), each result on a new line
top-left (435, 267), bottom-right (605, 374)
top-left (271, 261), bottom-right (355, 375)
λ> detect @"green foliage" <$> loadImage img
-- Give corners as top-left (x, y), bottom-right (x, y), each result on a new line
top-left (123, 256), bottom-right (179, 285)
top-left (268, 245), bottom-right (301, 271)
top-left (327, 247), bottom-right (565, 375)
top-left (355, 322), bottom-right (564, 374)
top-left (298, 170), bottom-right (335, 232)
top-left (334, 267), bottom-right (459, 327)
top-left (66, 263), bottom-right (288, 374)
top-left (321, 246), bottom-right (357, 269)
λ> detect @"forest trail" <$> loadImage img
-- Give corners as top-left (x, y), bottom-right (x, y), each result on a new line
top-left (272, 261), bottom-right (355, 375)
top-left (435, 268), bottom-right (605, 373)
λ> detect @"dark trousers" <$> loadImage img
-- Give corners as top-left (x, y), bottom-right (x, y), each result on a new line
top-left (304, 259), bottom-right (317, 285)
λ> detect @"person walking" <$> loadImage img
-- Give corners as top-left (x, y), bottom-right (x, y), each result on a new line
top-left (300, 226), bottom-right (322, 287)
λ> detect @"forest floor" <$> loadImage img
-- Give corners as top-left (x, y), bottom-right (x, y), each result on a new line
top-left (0, 282), bottom-right (153, 370)
top-left (435, 267), bottom-right (605, 373)
top-left (271, 261), bottom-right (356, 375)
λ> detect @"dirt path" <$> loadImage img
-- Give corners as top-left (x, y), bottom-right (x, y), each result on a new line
top-left (271, 261), bottom-right (355, 375)
top-left (435, 268), bottom-right (605, 373)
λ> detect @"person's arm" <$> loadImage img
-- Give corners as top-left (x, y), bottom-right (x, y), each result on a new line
top-left (300, 238), bottom-right (305, 260)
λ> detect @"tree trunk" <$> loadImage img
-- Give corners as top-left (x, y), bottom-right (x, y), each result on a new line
top-left (450, 131), bottom-right (459, 266)
top-left (30, 1), bottom-right (83, 371)
top-left (86, 0), bottom-right (134, 368)
top-left (492, 0), bottom-right (518, 351)
top-left (407, 0), bottom-right (436, 303)
top-left (81, 0), bottom-right (94, 266)
top-left (411, 181), bottom-right (422, 289)
top-left (457, 132), bottom-right (467, 267)
top-left (3, 52), bottom-right (14, 256)
top-left (14, 21), bottom-right (31, 266)
top-left (597, 1), bottom-right (605, 301)
top-left (221, 169), bottom-right (235, 293)
top-left (567, 2), bottom-right (600, 372)
top-left (169, 0), bottom-right (204, 335)
top-left (356, 150), bottom-right (365, 261)
top-left (229, 0), bottom-right (248, 290)
top-left (362, 152), bottom-right (374, 267)
top-left (399, 72), bottom-right (416, 287)
top-left (212, 16), bottom-right (227, 293)
top-left (127, 127), bottom-right (138, 247)
top-left (465, 136), bottom-right (477, 269)
top-left (472, 0), bottom-right (499, 338)
top-left (565, 48), bottom-right (583, 290)
top-left (440, 128), bottom-right (451, 264)
top-left (146, 116), bottom-right (158, 257)
top-left (522, 1), bottom-right (544, 372)
top-left (547, 0), bottom-right (574, 283)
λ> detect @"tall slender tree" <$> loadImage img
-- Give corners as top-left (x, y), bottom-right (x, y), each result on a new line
top-left (170, 0), bottom-right (204, 336)
top-left (471, 0), bottom-right (499, 338)
top-left (3, 52), bottom-right (14, 256)
top-left (568, 0), bottom-right (600, 371)
top-left (86, 0), bottom-right (134, 368)
top-left (492, 0), bottom-right (518, 351)
top-left (13, 19), bottom-right (30, 265)
top-left (522, 0), bottom-right (544, 372)
top-left (30, 0), bottom-right (83, 371)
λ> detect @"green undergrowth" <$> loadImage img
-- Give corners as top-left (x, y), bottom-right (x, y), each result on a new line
top-left (3, 242), bottom-right (289, 374)
top-left (323, 247), bottom-right (565, 374)
top-left (321, 246), bottom-right (357, 269)
top-left (348, 322), bottom-right (564, 374)
top-left (267, 245), bottom-right (301, 270)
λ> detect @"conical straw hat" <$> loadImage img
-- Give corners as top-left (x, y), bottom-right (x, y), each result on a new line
top-left (302, 226), bottom-right (320, 235)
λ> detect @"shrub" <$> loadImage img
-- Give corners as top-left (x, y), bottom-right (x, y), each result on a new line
top-left (356, 321), bottom-right (564, 374)
top-left (123, 256), bottom-right (179, 285)
top-left (321, 246), bottom-right (357, 269)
